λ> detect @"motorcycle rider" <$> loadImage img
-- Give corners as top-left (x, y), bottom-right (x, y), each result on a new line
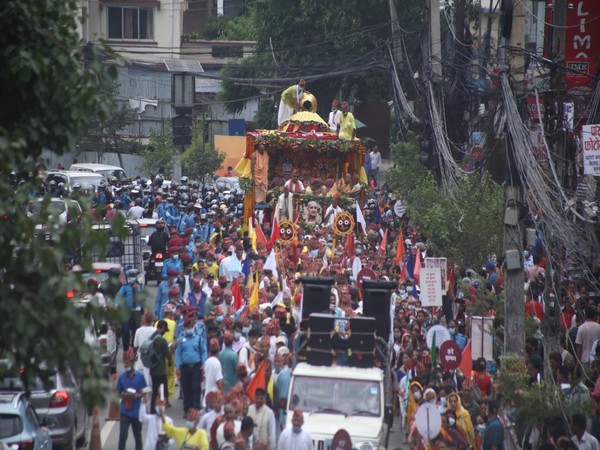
top-left (148, 219), bottom-right (169, 282)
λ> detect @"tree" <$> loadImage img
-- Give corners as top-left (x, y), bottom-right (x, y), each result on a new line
top-left (218, 0), bottom-right (392, 118)
top-left (387, 133), bottom-right (504, 268)
top-left (76, 79), bottom-right (141, 160)
top-left (181, 118), bottom-right (226, 183)
top-left (0, 0), bottom-right (119, 406)
top-left (140, 127), bottom-right (180, 179)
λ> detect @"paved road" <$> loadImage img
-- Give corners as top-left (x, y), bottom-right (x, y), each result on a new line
top-left (91, 284), bottom-right (408, 449)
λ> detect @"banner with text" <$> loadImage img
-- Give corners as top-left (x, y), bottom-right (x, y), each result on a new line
top-left (582, 124), bottom-right (600, 176)
top-left (420, 268), bottom-right (443, 307)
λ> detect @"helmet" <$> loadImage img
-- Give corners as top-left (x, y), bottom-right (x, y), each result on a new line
top-left (180, 176), bottom-right (189, 184)
top-left (109, 176), bottom-right (118, 185)
top-left (49, 180), bottom-right (57, 187)
top-left (57, 182), bottom-right (65, 189)
top-left (108, 267), bottom-right (121, 278)
top-left (72, 183), bottom-right (81, 191)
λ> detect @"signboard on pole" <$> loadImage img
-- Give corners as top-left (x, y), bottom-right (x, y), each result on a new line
top-left (471, 316), bottom-right (495, 361)
top-left (439, 340), bottom-right (462, 370)
top-left (419, 268), bottom-right (442, 307)
top-left (415, 403), bottom-right (441, 440)
top-left (425, 257), bottom-right (447, 291)
top-left (530, 126), bottom-right (548, 169)
top-left (582, 125), bottom-right (600, 176)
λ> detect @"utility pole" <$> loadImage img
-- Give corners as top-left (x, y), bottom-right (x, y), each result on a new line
top-left (388, 0), bottom-right (403, 66)
top-left (429, 0), bottom-right (442, 81)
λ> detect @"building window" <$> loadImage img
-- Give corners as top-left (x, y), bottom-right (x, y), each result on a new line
top-left (108, 6), bottom-right (154, 40)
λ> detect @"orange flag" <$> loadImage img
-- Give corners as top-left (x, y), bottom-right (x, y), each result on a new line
top-left (231, 277), bottom-right (243, 310)
top-left (378, 228), bottom-right (388, 256)
top-left (414, 247), bottom-right (421, 285)
top-left (246, 359), bottom-right (266, 402)
top-left (459, 340), bottom-right (473, 379)
top-left (395, 230), bottom-right (405, 266)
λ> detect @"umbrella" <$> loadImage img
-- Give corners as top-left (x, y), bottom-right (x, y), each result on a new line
top-left (354, 118), bottom-right (367, 129)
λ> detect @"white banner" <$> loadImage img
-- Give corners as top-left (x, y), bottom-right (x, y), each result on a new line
top-left (470, 316), bottom-right (494, 361)
top-left (425, 257), bottom-right (447, 291)
top-left (582, 124), bottom-right (600, 176)
top-left (419, 268), bottom-right (442, 307)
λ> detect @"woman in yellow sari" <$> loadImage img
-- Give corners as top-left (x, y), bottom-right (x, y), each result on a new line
top-left (446, 392), bottom-right (475, 448)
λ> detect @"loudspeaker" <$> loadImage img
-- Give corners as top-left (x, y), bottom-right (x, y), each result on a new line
top-left (300, 277), bottom-right (334, 322)
top-left (362, 282), bottom-right (393, 340)
top-left (348, 316), bottom-right (376, 367)
top-left (306, 314), bottom-right (335, 366)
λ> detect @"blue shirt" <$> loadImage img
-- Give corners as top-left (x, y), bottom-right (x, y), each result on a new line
top-left (175, 331), bottom-right (203, 368)
top-left (115, 284), bottom-right (137, 310)
top-left (116, 370), bottom-right (147, 418)
top-left (161, 258), bottom-right (183, 280)
top-left (154, 280), bottom-right (177, 319)
top-left (219, 346), bottom-right (239, 392)
top-left (483, 416), bottom-right (504, 450)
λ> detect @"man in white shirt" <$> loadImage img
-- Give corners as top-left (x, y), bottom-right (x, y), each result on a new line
top-left (203, 338), bottom-right (224, 406)
top-left (277, 408), bottom-right (313, 450)
top-left (575, 306), bottom-right (600, 364)
top-left (369, 146), bottom-right (382, 185)
top-left (133, 312), bottom-right (157, 387)
top-left (275, 185), bottom-right (294, 222)
top-left (323, 196), bottom-right (343, 227)
top-left (571, 412), bottom-right (600, 450)
top-left (327, 99), bottom-right (341, 132)
top-left (247, 388), bottom-right (277, 450)
top-left (284, 171), bottom-right (305, 194)
top-left (127, 198), bottom-right (145, 219)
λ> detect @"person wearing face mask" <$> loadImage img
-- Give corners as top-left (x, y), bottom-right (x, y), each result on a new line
top-left (175, 316), bottom-right (205, 416)
top-left (161, 407), bottom-right (209, 450)
top-left (232, 322), bottom-right (247, 353)
top-left (116, 350), bottom-right (147, 450)
top-left (440, 409), bottom-right (469, 450)
top-left (277, 408), bottom-right (313, 450)
top-left (446, 392), bottom-right (476, 448)
top-left (404, 381), bottom-right (424, 443)
top-left (161, 248), bottom-right (183, 280)
top-left (448, 320), bottom-right (468, 351)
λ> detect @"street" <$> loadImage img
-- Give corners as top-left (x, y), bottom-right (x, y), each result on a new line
top-left (91, 283), bottom-right (408, 449)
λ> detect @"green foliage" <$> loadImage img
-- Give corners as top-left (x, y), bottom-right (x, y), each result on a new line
top-left (76, 80), bottom-right (141, 155)
top-left (0, 0), bottom-right (122, 407)
top-left (181, 118), bottom-right (226, 183)
top-left (497, 353), bottom-right (589, 429)
top-left (387, 133), bottom-right (504, 268)
top-left (202, 16), bottom-right (232, 40)
top-left (218, 0), bottom-right (392, 116)
top-left (140, 127), bottom-right (180, 178)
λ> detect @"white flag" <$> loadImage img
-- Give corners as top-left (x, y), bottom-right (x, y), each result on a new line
top-left (355, 200), bottom-right (367, 234)
top-left (264, 249), bottom-right (279, 280)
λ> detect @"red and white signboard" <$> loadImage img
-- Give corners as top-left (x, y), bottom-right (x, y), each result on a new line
top-left (582, 124), bottom-right (600, 176)
top-left (356, 268), bottom-right (377, 291)
top-left (439, 340), bottom-right (462, 371)
top-left (419, 268), bottom-right (442, 307)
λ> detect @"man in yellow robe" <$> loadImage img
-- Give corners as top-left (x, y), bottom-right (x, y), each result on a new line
top-left (337, 101), bottom-right (356, 140)
top-left (251, 143), bottom-right (269, 204)
top-left (278, 79), bottom-right (305, 126)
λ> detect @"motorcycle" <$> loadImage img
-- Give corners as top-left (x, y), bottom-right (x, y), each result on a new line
top-left (147, 252), bottom-right (165, 286)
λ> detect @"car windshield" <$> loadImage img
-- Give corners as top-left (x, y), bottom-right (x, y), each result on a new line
top-left (78, 271), bottom-right (112, 284)
top-left (0, 414), bottom-right (23, 438)
top-left (28, 201), bottom-right (66, 216)
top-left (288, 375), bottom-right (381, 416)
top-left (139, 226), bottom-right (155, 239)
top-left (70, 176), bottom-right (102, 190)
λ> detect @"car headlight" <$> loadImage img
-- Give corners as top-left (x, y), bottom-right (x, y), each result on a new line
top-left (354, 442), bottom-right (379, 450)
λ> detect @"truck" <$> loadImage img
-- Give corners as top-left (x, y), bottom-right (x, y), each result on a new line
top-left (286, 279), bottom-right (395, 450)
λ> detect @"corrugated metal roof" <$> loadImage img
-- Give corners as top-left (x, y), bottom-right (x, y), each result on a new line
top-left (163, 59), bottom-right (204, 73)
top-left (195, 71), bottom-right (222, 94)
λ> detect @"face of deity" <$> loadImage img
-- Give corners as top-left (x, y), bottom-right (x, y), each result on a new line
top-left (307, 202), bottom-right (319, 221)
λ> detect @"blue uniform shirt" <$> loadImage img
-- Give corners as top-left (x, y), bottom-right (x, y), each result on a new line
top-left (116, 370), bottom-right (147, 418)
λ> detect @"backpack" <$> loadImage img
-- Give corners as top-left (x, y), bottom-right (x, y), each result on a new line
top-left (140, 333), bottom-right (161, 368)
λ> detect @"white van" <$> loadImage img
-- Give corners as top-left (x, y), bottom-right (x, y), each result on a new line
top-left (69, 163), bottom-right (128, 182)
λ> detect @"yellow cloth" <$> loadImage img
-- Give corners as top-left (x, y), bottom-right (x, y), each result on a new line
top-left (163, 318), bottom-right (176, 398)
top-left (406, 381), bottom-right (423, 427)
top-left (329, 178), bottom-right (350, 197)
top-left (234, 157), bottom-right (252, 178)
top-left (252, 150), bottom-right (269, 203)
top-left (337, 111), bottom-right (356, 140)
top-left (281, 84), bottom-right (301, 108)
top-left (206, 263), bottom-right (219, 280)
top-left (162, 422), bottom-right (209, 450)
top-left (287, 110), bottom-right (328, 127)
top-left (446, 393), bottom-right (475, 448)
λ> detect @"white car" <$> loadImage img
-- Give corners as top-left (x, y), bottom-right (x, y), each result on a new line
top-left (69, 163), bottom-right (128, 182)
top-left (27, 198), bottom-right (82, 237)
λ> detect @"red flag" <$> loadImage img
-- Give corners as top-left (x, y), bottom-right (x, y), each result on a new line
top-left (414, 248), bottom-right (422, 285)
top-left (246, 359), bottom-right (266, 402)
top-left (400, 262), bottom-right (407, 283)
top-left (378, 228), bottom-right (388, 256)
top-left (254, 219), bottom-right (268, 247)
top-left (395, 230), bottom-right (405, 266)
top-left (231, 277), bottom-right (243, 310)
top-left (346, 233), bottom-right (355, 259)
top-left (269, 217), bottom-right (280, 248)
top-left (459, 340), bottom-right (473, 379)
